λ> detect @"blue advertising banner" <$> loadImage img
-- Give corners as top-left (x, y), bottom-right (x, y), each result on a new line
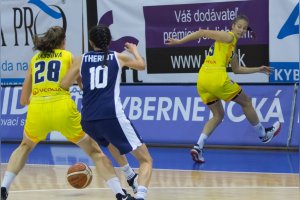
top-left (0, 85), bottom-right (298, 147)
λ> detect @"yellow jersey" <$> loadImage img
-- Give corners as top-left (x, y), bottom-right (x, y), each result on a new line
top-left (202, 31), bottom-right (237, 69)
top-left (197, 31), bottom-right (241, 104)
top-left (30, 49), bottom-right (71, 97)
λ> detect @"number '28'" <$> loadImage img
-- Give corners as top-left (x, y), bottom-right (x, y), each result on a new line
top-left (34, 60), bottom-right (61, 83)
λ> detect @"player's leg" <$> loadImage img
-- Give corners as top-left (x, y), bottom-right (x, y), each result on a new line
top-left (1, 134), bottom-right (37, 200)
top-left (130, 144), bottom-right (153, 200)
top-left (75, 135), bottom-right (134, 199)
top-left (191, 100), bottom-right (224, 163)
top-left (101, 116), bottom-right (152, 200)
top-left (233, 91), bottom-right (281, 143)
top-left (1, 100), bottom-right (46, 200)
top-left (108, 143), bottom-right (138, 193)
top-left (192, 71), bottom-right (225, 163)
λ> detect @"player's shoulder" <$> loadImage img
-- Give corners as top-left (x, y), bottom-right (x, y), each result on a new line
top-left (58, 49), bottom-right (72, 56)
top-left (227, 31), bottom-right (236, 42)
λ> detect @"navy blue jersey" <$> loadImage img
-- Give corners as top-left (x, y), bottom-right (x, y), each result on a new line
top-left (80, 51), bottom-right (124, 120)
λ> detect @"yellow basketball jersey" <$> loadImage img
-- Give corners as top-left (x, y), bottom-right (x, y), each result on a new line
top-left (202, 31), bottom-right (237, 68)
top-left (30, 49), bottom-right (71, 97)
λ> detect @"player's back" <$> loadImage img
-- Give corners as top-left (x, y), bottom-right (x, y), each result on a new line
top-left (30, 49), bottom-right (71, 99)
top-left (80, 51), bottom-right (123, 121)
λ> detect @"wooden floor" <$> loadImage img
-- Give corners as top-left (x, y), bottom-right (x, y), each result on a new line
top-left (1, 164), bottom-right (299, 200)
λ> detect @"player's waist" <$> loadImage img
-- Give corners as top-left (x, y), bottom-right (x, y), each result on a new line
top-left (32, 86), bottom-right (69, 95)
top-left (200, 66), bottom-right (227, 72)
top-left (30, 94), bottom-right (71, 103)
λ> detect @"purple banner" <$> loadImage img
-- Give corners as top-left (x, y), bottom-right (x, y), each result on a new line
top-left (1, 84), bottom-right (298, 147)
top-left (144, 0), bottom-right (269, 48)
top-left (143, 0), bottom-right (269, 74)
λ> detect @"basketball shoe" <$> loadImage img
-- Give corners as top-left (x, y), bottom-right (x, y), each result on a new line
top-left (127, 173), bottom-right (138, 194)
top-left (116, 189), bottom-right (136, 200)
top-left (260, 121), bottom-right (281, 143)
top-left (190, 144), bottom-right (205, 163)
top-left (1, 187), bottom-right (8, 200)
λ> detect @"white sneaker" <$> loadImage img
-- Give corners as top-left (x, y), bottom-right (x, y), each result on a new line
top-left (260, 121), bottom-right (281, 143)
top-left (190, 145), bottom-right (205, 163)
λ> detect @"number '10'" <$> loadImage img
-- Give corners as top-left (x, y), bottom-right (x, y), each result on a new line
top-left (89, 66), bottom-right (108, 90)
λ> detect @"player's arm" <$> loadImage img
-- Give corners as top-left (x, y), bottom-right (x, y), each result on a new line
top-left (117, 42), bottom-right (145, 71)
top-left (230, 53), bottom-right (273, 75)
top-left (60, 56), bottom-right (81, 89)
top-left (76, 76), bottom-right (83, 90)
top-left (165, 29), bottom-right (233, 45)
top-left (20, 66), bottom-right (32, 106)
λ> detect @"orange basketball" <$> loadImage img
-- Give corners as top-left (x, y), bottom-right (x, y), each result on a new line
top-left (67, 162), bottom-right (93, 189)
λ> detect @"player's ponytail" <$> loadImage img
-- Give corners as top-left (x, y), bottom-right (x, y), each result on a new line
top-left (89, 24), bottom-right (112, 67)
top-left (247, 26), bottom-right (256, 39)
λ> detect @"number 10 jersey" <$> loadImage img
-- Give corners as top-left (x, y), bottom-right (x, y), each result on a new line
top-left (80, 51), bottom-right (124, 120)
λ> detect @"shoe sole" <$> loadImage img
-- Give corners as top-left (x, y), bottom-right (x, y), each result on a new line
top-left (262, 122), bottom-right (281, 143)
top-left (190, 149), bottom-right (205, 163)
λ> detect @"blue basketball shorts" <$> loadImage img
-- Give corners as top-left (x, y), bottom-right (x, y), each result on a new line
top-left (81, 114), bottom-right (143, 154)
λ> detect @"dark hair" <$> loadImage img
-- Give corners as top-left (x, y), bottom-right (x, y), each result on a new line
top-left (89, 24), bottom-right (112, 66)
top-left (32, 26), bottom-right (66, 52)
top-left (232, 15), bottom-right (256, 39)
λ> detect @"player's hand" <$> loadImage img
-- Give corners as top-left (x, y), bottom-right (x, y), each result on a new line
top-left (259, 65), bottom-right (273, 75)
top-left (124, 42), bottom-right (137, 54)
top-left (165, 38), bottom-right (181, 45)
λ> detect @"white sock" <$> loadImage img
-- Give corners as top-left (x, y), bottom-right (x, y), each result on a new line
top-left (253, 122), bottom-right (265, 137)
top-left (197, 133), bottom-right (208, 149)
top-left (121, 164), bottom-right (135, 180)
top-left (106, 177), bottom-right (125, 195)
top-left (1, 171), bottom-right (16, 191)
top-left (136, 185), bottom-right (147, 199)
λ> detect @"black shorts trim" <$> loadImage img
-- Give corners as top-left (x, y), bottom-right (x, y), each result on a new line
top-left (207, 99), bottom-right (219, 105)
top-left (231, 89), bottom-right (243, 101)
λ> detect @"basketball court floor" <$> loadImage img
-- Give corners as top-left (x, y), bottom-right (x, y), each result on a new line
top-left (1, 142), bottom-right (299, 200)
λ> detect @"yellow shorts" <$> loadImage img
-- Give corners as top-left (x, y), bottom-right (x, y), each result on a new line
top-left (24, 96), bottom-right (85, 143)
top-left (196, 67), bottom-right (241, 104)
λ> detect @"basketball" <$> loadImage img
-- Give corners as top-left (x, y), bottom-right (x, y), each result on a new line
top-left (66, 162), bottom-right (93, 189)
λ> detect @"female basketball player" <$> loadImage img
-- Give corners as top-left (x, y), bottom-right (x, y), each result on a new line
top-left (1, 26), bottom-right (135, 200)
top-left (60, 24), bottom-right (152, 200)
top-left (166, 15), bottom-right (281, 163)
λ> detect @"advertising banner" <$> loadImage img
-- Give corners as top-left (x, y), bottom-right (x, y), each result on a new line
top-left (269, 0), bottom-right (299, 83)
top-left (1, 0), bottom-right (83, 85)
top-left (1, 85), bottom-right (297, 147)
top-left (96, 0), bottom-right (269, 83)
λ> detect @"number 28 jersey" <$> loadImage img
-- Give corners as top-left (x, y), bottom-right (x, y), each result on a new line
top-left (30, 49), bottom-right (71, 97)
top-left (80, 51), bottom-right (124, 121)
